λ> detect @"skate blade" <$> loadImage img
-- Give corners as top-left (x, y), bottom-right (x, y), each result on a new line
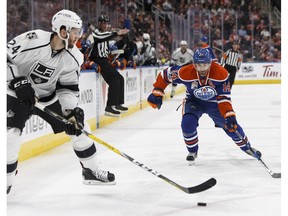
top-left (104, 112), bottom-right (120, 117)
top-left (83, 180), bottom-right (116, 185)
top-left (117, 110), bottom-right (128, 113)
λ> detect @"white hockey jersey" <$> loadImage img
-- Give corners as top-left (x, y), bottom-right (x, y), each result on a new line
top-left (170, 48), bottom-right (194, 66)
top-left (7, 29), bottom-right (84, 110)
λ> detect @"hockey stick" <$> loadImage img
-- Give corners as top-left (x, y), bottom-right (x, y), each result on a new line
top-left (235, 130), bottom-right (281, 178)
top-left (34, 102), bottom-right (217, 194)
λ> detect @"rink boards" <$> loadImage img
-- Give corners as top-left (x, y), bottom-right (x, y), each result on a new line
top-left (18, 63), bottom-right (281, 161)
top-left (235, 62), bottom-right (281, 84)
top-left (18, 66), bottom-right (174, 161)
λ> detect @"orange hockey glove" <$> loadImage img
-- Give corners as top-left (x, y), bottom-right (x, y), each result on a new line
top-left (147, 88), bottom-right (164, 109)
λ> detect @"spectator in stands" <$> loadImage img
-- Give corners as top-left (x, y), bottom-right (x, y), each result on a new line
top-left (162, 0), bottom-right (173, 12)
top-left (144, 0), bottom-right (154, 11)
top-left (260, 27), bottom-right (270, 40)
top-left (7, 0), bottom-right (281, 65)
top-left (238, 25), bottom-right (248, 38)
top-left (116, 33), bottom-right (138, 68)
top-left (128, 0), bottom-right (138, 13)
top-left (256, 19), bottom-right (267, 33)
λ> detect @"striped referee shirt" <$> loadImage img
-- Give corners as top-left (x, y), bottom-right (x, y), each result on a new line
top-left (220, 49), bottom-right (243, 70)
top-left (89, 28), bottom-right (118, 59)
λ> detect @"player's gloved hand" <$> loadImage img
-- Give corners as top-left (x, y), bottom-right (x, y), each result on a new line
top-left (224, 111), bottom-right (238, 132)
top-left (147, 88), bottom-right (164, 109)
top-left (65, 107), bottom-right (84, 136)
top-left (9, 76), bottom-right (35, 110)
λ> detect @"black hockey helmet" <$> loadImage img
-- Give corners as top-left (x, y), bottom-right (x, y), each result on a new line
top-left (98, 15), bottom-right (110, 23)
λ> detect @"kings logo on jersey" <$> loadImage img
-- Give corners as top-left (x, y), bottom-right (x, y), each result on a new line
top-left (26, 32), bottom-right (38, 40)
top-left (193, 86), bottom-right (217, 101)
top-left (30, 62), bottom-right (56, 84)
top-left (179, 57), bottom-right (186, 64)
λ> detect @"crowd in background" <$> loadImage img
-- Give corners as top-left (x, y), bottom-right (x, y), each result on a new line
top-left (141, 0), bottom-right (281, 63)
top-left (7, 0), bottom-right (281, 68)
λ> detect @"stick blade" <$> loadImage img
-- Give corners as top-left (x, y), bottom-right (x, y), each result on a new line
top-left (272, 173), bottom-right (281, 178)
top-left (184, 178), bottom-right (217, 194)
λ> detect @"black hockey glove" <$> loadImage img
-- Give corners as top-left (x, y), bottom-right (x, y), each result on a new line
top-left (65, 107), bottom-right (84, 136)
top-left (9, 76), bottom-right (35, 110)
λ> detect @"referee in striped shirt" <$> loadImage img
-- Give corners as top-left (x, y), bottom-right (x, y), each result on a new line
top-left (89, 15), bottom-right (129, 116)
top-left (220, 40), bottom-right (243, 88)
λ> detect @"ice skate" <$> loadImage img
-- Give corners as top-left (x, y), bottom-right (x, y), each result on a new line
top-left (186, 152), bottom-right (197, 166)
top-left (7, 170), bottom-right (18, 194)
top-left (245, 147), bottom-right (262, 159)
top-left (7, 186), bottom-right (12, 194)
top-left (115, 105), bottom-right (128, 113)
top-left (105, 105), bottom-right (120, 117)
top-left (82, 167), bottom-right (116, 185)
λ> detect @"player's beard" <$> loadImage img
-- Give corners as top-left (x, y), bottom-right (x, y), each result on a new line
top-left (68, 43), bottom-right (74, 49)
top-left (67, 39), bottom-right (76, 49)
top-left (63, 38), bottom-right (76, 49)
top-left (198, 70), bottom-right (208, 77)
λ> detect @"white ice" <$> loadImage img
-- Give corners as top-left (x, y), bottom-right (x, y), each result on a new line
top-left (7, 84), bottom-right (282, 216)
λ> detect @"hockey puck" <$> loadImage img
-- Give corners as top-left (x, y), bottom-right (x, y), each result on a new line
top-left (197, 202), bottom-right (207, 206)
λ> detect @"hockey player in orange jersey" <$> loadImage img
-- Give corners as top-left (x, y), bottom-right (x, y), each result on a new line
top-left (147, 48), bottom-right (261, 165)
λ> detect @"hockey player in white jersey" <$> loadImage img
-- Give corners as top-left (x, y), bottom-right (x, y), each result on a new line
top-left (7, 9), bottom-right (115, 194)
top-left (169, 40), bottom-right (194, 98)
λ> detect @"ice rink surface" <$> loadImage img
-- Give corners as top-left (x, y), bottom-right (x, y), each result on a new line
top-left (7, 84), bottom-right (282, 216)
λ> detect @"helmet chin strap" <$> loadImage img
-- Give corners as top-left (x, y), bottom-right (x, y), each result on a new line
top-left (58, 31), bottom-right (70, 50)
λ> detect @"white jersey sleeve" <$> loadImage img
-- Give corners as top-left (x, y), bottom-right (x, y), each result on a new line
top-left (7, 30), bottom-right (41, 80)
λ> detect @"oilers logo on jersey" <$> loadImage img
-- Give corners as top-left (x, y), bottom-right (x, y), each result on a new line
top-left (193, 86), bottom-right (217, 100)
